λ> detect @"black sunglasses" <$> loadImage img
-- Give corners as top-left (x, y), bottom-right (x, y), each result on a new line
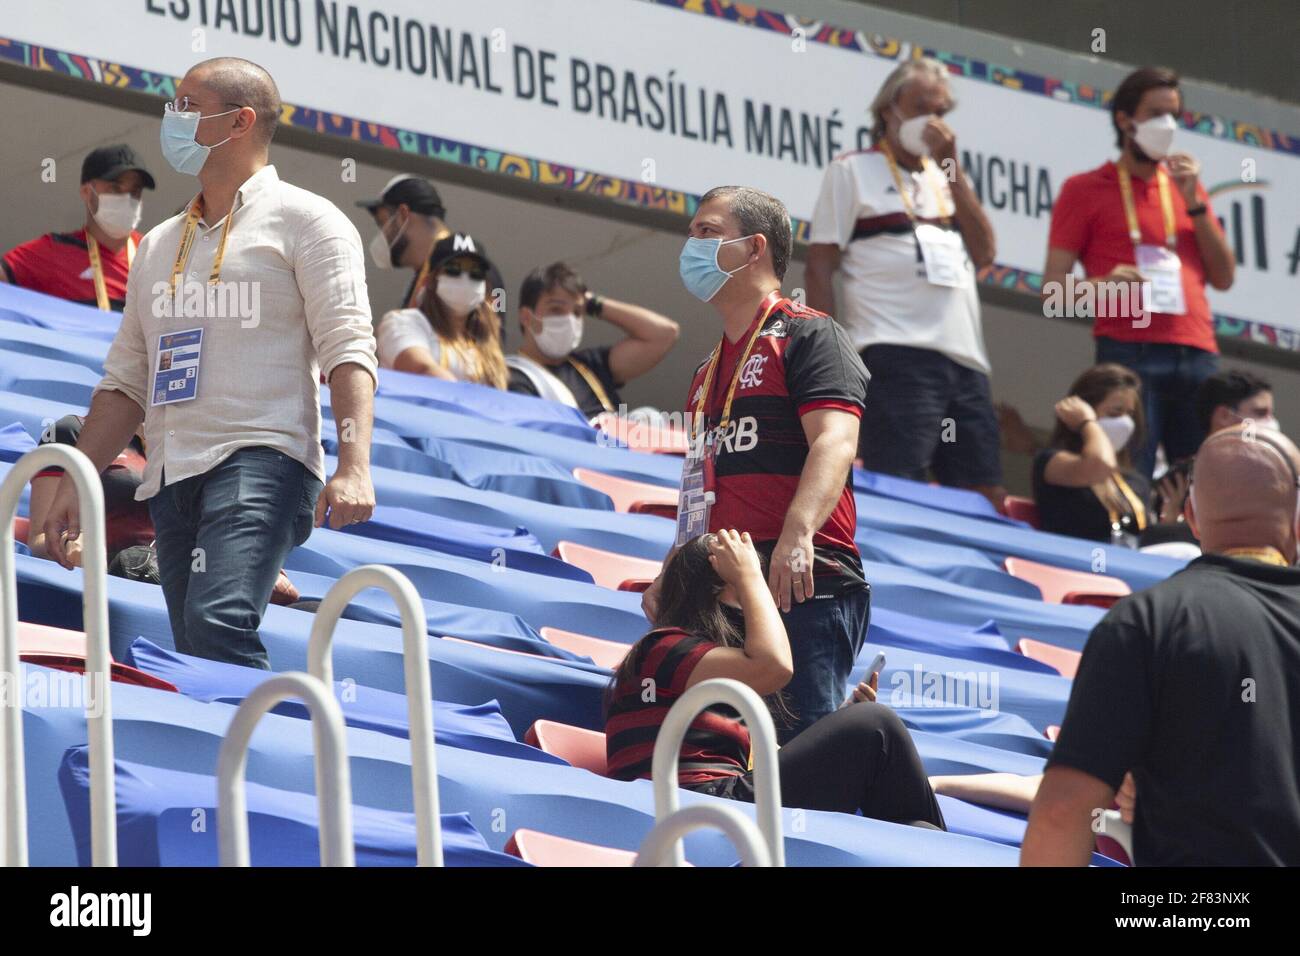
top-left (441, 263), bottom-right (487, 281)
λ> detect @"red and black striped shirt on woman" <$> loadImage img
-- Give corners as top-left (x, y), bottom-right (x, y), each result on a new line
top-left (605, 628), bottom-right (750, 786)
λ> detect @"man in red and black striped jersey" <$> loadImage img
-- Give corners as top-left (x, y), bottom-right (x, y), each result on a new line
top-left (644, 185), bottom-right (871, 742)
top-left (1, 144), bottom-right (155, 312)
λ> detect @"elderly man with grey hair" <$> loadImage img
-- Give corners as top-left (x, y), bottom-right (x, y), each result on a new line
top-left (807, 57), bottom-right (1004, 509)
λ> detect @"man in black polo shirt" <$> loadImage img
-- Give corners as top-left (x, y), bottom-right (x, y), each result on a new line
top-left (1023, 424), bottom-right (1300, 866)
top-left (506, 262), bottom-right (679, 422)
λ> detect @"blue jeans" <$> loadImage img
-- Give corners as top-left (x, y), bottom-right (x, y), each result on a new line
top-left (777, 586), bottom-right (871, 744)
top-left (1094, 338), bottom-right (1219, 480)
top-left (148, 447), bottom-right (322, 669)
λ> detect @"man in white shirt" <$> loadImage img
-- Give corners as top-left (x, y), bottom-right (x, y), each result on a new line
top-left (806, 57), bottom-right (1006, 508)
top-left (42, 57), bottom-right (378, 670)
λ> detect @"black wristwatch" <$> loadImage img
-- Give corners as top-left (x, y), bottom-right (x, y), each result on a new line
top-left (1186, 204), bottom-right (1208, 217)
top-left (586, 293), bottom-right (604, 318)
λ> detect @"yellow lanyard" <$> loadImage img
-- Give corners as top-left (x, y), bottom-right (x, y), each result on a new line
top-left (567, 357), bottom-right (614, 413)
top-left (85, 234), bottom-right (135, 312)
top-left (406, 260), bottom-right (431, 309)
top-left (879, 141), bottom-right (953, 222)
top-left (692, 292), bottom-right (783, 440)
top-left (1220, 547), bottom-right (1290, 566)
top-left (169, 196), bottom-right (236, 295)
top-left (1117, 163), bottom-right (1177, 250)
top-left (1104, 473), bottom-right (1148, 532)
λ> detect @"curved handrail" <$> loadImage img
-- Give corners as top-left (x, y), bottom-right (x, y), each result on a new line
top-left (0, 444), bottom-right (112, 867)
top-left (217, 672), bottom-right (354, 866)
top-left (651, 678), bottom-right (784, 866)
top-left (635, 803), bottom-right (773, 867)
top-left (306, 565), bottom-right (441, 866)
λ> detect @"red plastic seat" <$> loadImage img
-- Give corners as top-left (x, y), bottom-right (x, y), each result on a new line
top-left (591, 412), bottom-right (689, 456)
top-left (505, 828), bottom-right (636, 866)
top-left (1003, 495), bottom-right (1041, 529)
top-left (13, 516), bottom-right (30, 545)
top-left (524, 719), bottom-right (609, 776)
top-left (1045, 725), bottom-right (1061, 741)
top-left (17, 622), bottom-right (178, 691)
top-left (440, 635), bottom-right (541, 660)
top-left (1003, 556), bottom-right (1130, 606)
top-left (572, 468), bottom-right (679, 516)
top-left (1016, 638), bottom-right (1083, 679)
top-left (553, 541), bottom-right (661, 591)
top-left (540, 627), bottom-right (629, 669)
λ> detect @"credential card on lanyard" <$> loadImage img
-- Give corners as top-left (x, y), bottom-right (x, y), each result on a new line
top-left (152, 328), bottom-right (203, 406)
top-left (675, 430), bottom-right (715, 549)
top-left (1135, 244), bottom-right (1186, 316)
top-left (914, 223), bottom-right (967, 288)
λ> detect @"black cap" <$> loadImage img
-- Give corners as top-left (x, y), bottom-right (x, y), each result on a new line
top-left (428, 233), bottom-right (492, 273)
top-left (356, 174), bottom-right (446, 218)
top-left (80, 144), bottom-right (156, 189)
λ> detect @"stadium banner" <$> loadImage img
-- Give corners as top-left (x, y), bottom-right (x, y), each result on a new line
top-left (2, 0), bottom-right (1299, 345)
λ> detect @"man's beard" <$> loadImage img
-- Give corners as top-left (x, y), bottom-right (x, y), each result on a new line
top-left (1127, 138), bottom-right (1158, 165)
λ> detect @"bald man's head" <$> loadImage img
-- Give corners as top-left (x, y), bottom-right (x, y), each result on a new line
top-left (186, 58), bottom-right (280, 147)
top-left (1190, 425), bottom-right (1300, 561)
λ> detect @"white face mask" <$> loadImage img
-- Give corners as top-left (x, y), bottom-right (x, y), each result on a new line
top-left (436, 273), bottom-right (486, 313)
top-left (368, 215), bottom-right (407, 270)
top-left (1097, 414), bottom-right (1136, 452)
top-left (896, 112), bottom-right (936, 157)
top-left (92, 193), bottom-right (142, 239)
top-left (1132, 114), bottom-right (1177, 160)
top-left (533, 312), bottom-right (583, 360)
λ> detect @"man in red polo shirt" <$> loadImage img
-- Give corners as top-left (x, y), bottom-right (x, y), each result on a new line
top-left (1043, 67), bottom-right (1234, 480)
top-left (642, 185), bottom-right (871, 742)
top-left (1, 144), bottom-right (156, 312)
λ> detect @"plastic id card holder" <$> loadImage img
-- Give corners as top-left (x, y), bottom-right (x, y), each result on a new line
top-left (914, 223), bottom-right (968, 288)
top-left (151, 327), bottom-right (203, 406)
top-left (1135, 244), bottom-right (1186, 316)
top-left (674, 437), bottom-right (716, 549)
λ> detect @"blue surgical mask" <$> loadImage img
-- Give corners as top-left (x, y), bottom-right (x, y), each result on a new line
top-left (160, 105), bottom-right (238, 176)
top-left (679, 234), bottom-right (756, 302)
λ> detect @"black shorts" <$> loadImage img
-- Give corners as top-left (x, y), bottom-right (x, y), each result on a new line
top-left (858, 343), bottom-right (1002, 488)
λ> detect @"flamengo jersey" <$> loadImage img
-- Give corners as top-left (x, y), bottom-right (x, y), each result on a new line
top-left (685, 295), bottom-right (870, 595)
top-left (1, 229), bottom-right (139, 312)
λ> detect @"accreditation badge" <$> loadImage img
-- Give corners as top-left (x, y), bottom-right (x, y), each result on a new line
top-left (1135, 244), bottom-right (1186, 315)
top-left (674, 429), bottom-right (715, 548)
top-left (151, 328), bottom-right (203, 406)
top-left (914, 223), bottom-right (968, 288)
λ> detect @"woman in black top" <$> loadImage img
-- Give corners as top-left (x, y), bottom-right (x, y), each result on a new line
top-left (1032, 364), bottom-right (1151, 546)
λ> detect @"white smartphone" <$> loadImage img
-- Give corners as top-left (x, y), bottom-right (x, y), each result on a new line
top-left (866, 652), bottom-right (886, 679)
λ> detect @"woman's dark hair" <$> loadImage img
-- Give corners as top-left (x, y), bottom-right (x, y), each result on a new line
top-left (1110, 66), bottom-right (1181, 148)
top-left (603, 534), bottom-right (791, 722)
top-left (1049, 363), bottom-right (1145, 470)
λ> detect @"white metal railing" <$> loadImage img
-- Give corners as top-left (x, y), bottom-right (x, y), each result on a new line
top-left (217, 672), bottom-right (354, 866)
top-left (307, 565), bottom-right (441, 866)
top-left (635, 803), bottom-right (772, 867)
top-left (1100, 809), bottom-right (1135, 863)
top-left (0, 444), bottom-right (113, 867)
top-left (651, 678), bottom-right (784, 866)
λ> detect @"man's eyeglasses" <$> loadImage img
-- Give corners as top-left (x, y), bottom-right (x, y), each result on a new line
top-left (164, 96), bottom-right (244, 116)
